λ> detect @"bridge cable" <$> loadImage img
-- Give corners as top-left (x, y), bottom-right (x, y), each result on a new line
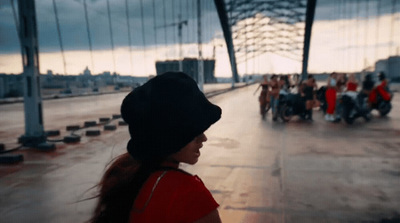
top-left (348, 0), bottom-right (354, 72)
top-left (140, 0), bottom-right (147, 75)
top-left (52, 0), bottom-right (67, 75)
top-left (172, 0), bottom-right (176, 56)
top-left (152, 0), bottom-right (158, 59)
top-left (186, 0), bottom-right (190, 44)
top-left (364, 0), bottom-right (370, 70)
top-left (343, 0), bottom-right (350, 73)
top-left (83, 0), bottom-right (95, 73)
top-left (10, 0), bottom-right (23, 59)
top-left (245, 2), bottom-right (249, 76)
top-left (163, 0), bottom-right (168, 58)
top-left (106, 0), bottom-right (116, 73)
top-left (124, 0), bottom-right (133, 75)
top-left (193, 0), bottom-right (197, 46)
top-left (374, 0), bottom-right (381, 64)
top-left (355, 0), bottom-right (360, 72)
top-left (341, 0), bottom-right (346, 71)
top-left (389, 0), bottom-right (396, 56)
top-left (208, 0), bottom-right (213, 59)
top-left (179, 0), bottom-right (184, 59)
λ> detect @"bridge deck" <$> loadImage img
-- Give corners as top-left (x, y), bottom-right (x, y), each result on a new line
top-left (0, 83), bottom-right (399, 223)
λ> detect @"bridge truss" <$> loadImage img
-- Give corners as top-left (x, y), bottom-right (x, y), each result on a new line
top-left (215, 0), bottom-right (316, 80)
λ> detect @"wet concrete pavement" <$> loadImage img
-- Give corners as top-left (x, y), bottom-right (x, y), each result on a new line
top-left (1, 83), bottom-right (399, 222)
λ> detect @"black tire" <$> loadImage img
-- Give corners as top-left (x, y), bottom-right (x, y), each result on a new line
top-left (342, 107), bottom-right (354, 124)
top-left (280, 104), bottom-right (293, 122)
top-left (344, 116), bottom-right (355, 124)
top-left (378, 101), bottom-right (392, 116)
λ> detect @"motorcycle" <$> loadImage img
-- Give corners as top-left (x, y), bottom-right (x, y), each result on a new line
top-left (278, 92), bottom-right (307, 122)
top-left (369, 86), bottom-right (393, 116)
top-left (338, 91), bottom-right (371, 124)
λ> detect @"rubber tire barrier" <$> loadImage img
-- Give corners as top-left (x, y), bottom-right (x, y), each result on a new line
top-left (118, 121), bottom-right (128, 126)
top-left (86, 130), bottom-right (101, 136)
top-left (104, 125), bottom-right (117, 131)
top-left (37, 142), bottom-right (56, 151)
top-left (45, 130), bottom-right (61, 137)
top-left (84, 121), bottom-right (97, 127)
top-left (99, 117), bottom-right (111, 123)
top-left (66, 125), bottom-right (80, 131)
top-left (112, 114), bottom-right (122, 119)
top-left (0, 154), bottom-right (24, 164)
top-left (63, 135), bottom-right (81, 143)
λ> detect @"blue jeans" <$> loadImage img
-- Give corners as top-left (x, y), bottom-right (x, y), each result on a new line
top-left (270, 96), bottom-right (279, 117)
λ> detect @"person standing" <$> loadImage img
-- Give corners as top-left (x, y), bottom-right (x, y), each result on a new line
top-left (257, 75), bottom-right (270, 119)
top-left (325, 72), bottom-right (338, 121)
top-left (269, 75), bottom-right (280, 121)
top-left (89, 72), bottom-right (222, 223)
top-left (303, 75), bottom-right (318, 120)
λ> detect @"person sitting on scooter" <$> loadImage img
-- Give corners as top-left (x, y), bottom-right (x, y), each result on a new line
top-left (279, 75), bottom-right (290, 95)
top-left (357, 73), bottom-right (374, 108)
top-left (369, 72), bottom-right (392, 104)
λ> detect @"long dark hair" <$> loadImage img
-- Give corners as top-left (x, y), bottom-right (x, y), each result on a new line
top-left (89, 153), bottom-right (162, 223)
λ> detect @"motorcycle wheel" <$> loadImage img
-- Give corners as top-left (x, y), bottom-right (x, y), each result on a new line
top-left (345, 117), bottom-right (355, 124)
top-left (342, 107), bottom-right (355, 124)
top-left (280, 104), bottom-right (293, 122)
top-left (378, 102), bottom-right (392, 116)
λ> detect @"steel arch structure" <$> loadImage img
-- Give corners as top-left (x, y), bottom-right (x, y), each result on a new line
top-left (214, 0), bottom-right (317, 82)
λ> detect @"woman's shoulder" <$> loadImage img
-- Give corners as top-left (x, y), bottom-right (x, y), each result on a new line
top-left (160, 170), bottom-right (206, 188)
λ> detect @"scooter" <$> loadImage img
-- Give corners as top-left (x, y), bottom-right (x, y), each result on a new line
top-left (339, 91), bottom-right (371, 124)
top-left (278, 92), bottom-right (307, 122)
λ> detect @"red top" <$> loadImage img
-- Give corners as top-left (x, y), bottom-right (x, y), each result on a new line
top-left (129, 169), bottom-right (219, 223)
top-left (347, 82), bottom-right (358, 91)
top-left (369, 81), bottom-right (391, 102)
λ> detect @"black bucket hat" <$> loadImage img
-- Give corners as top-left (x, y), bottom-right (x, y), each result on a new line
top-left (121, 72), bottom-right (221, 162)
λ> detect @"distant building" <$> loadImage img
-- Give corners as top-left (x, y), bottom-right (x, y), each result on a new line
top-left (83, 66), bottom-right (91, 76)
top-left (375, 56), bottom-right (400, 82)
top-left (0, 74), bottom-right (24, 98)
top-left (155, 58), bottom-right (216, 83)
top-left (47, 70), bottom-right (53, 76)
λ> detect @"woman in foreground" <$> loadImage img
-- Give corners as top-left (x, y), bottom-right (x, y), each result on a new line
top-left (90, 72), bottom-right (222, 223)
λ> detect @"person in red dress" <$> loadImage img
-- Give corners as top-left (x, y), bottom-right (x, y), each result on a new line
top-left (89, 72), bottom-right (222, 223)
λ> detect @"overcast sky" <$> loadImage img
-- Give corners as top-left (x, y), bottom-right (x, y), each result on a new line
top-left (0, 0), bottom-right (399, 76)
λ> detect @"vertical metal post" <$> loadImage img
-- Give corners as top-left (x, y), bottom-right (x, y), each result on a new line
top-left (301, 0), bottom-right (317, 80)
top-left (17, 0), bottom-right (46, 146)
top-left (197, 0), bottom-right (204, 91)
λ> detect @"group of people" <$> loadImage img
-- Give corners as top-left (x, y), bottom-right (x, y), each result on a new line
top-left (324, 71), bottom-right (390, 122)
top-left (257, 71), bottom-right (391, 122)
top-left (257, 73), bottom-right (318, 121)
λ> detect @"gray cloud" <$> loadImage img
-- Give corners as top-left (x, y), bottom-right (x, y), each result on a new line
top-left (0, 0), bottom-right (398, 54)
top-left (1, 0), bottom-right (220, 54)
